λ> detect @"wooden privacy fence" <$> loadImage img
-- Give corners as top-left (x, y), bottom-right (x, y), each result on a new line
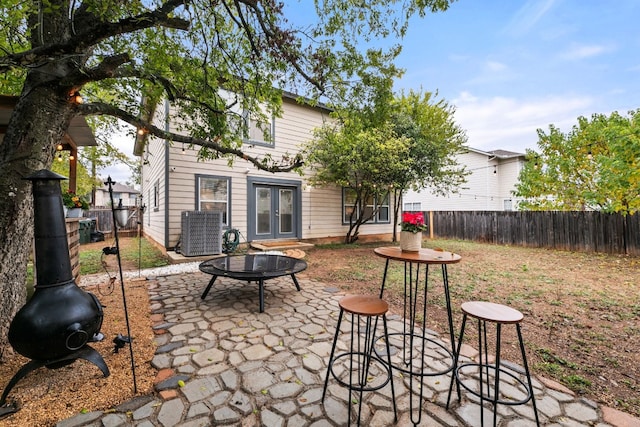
top-left (85, 208), bottom-right (140, 238)
top-left (429, 211), bottom-right (640, 256)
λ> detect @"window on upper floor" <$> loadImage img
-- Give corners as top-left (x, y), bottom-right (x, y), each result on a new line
top-left (197, 175), bottom-right (230, 226)
top-left (242, 110), bottom-right (274, 146)
top-left (342, 188), bottom-right (390, 225)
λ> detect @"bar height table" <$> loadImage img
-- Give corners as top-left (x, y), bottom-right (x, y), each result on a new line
top-left (374, 246), bottom-right (462, 425)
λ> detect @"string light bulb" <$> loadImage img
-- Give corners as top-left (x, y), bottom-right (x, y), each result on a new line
top-left (69, 91), bottom-right (82, 104)
top-left (57, 153), bottom-right (63, 162)
top-left (56, 144), bottom-right (63, 151)
top-left (69, 154), bottom-right (75, 161)
top-left (181, 143), bottom-right (185, 154)
top-left (137, 128), bottom-right (147, 136)
top-left (493, 165), bottom-right (497, 174)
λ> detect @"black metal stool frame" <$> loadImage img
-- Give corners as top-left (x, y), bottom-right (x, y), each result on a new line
top-left (447, 312), bottom-right (541, 427)
top-left (322, 307), bottom-right (397, 425)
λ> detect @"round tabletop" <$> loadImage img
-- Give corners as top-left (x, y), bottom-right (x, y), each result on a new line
top-left (199, 253), bottom-right (307, 280)
top-left (374, 246), bottom-right (462, 264)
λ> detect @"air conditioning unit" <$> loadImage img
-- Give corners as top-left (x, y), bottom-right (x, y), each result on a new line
top-left (180, 211), bottom-right (223, 256)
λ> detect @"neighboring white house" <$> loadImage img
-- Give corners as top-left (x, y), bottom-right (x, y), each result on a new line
top-left (403, 147), bottom-right (526, 212)
top-left (93, 182), bottom-right (140, 207)
top-left (135, 93), bottom-right (395, 252)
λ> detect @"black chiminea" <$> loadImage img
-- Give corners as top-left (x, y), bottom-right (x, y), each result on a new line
top-left (0, 170), bottom-right (109, 416)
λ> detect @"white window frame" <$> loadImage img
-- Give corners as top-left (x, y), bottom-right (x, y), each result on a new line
top-left (196, 175), bottom-right (230, 226)
top-left (342, 188), bottom-right (390, 225)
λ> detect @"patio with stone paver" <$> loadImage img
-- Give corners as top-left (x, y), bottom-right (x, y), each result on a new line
top-left (57, 270), bottom-right (640, 427)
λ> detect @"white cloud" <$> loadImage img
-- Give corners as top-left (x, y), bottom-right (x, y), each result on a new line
top-left (452, 92), bottom-right (594, 153)
top-left (504, 0), bottom-right (557, 36)
top-left (485, 61), bottom-right (507, 72)
top-left (98, 129), bottom-right (137, 185)
top-left (560, 44), bottom-right (612, 60)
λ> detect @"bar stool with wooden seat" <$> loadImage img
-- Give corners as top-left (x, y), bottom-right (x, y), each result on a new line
top-left (447, 301), bottom-right (540, 427)
top-left (322, 294), bottom-right (397, 425)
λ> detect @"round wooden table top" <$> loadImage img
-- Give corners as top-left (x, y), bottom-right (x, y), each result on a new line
top-left (374, 246), bottom-right (462, 264)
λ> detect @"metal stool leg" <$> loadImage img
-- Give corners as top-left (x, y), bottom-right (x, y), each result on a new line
top-left (322, 308), bottom-right (344, 402)
top-left (447, 313), bottom-right (467, 408)
top-left (381, 314), bottom-right (397, 422)
top-left (517, 324), bottom-right (540, 427)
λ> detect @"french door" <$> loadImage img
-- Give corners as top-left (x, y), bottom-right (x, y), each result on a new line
top-left (253, 183), bottom-right (299, 240)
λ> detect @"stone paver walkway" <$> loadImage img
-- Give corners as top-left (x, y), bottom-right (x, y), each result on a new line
top-left (58, 271), bottom-right (640, 427)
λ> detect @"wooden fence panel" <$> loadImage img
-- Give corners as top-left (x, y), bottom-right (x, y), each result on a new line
top-left (627, 213), bottom-right (640, 255)
top-left (85, 208), bottom-right (140, 238)
top-left (430, 210), bottom-right (638, 255)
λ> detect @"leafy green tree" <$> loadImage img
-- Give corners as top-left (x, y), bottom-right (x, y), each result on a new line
top-left (305, 89), bottom-right (467, 243)
top-left (388, 90), bottom-right (468, 239)
top-left (307, 118), bottom-right (411, 243)
top-left (0, 1), bottom-right (455, 355)
top-left (515, 110), bottom-right (640, 214)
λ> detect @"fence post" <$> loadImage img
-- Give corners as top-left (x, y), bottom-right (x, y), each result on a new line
top-left (429, 210), bottom-right (434, 239)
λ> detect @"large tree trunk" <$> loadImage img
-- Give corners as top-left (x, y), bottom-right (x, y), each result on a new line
top-left (0, 81), bottom-right (75, 359)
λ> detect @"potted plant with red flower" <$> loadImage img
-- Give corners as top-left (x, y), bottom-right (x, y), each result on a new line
top-left (399, 211), bottom-right (427, 251)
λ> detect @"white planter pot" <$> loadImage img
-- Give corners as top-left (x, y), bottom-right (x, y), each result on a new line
top-left (66, 208), bottom-right (83, 218)
top-left (400, 231), bottom-right (422, 252)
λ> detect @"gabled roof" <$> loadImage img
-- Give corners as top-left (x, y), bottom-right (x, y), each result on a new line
top-left (486, 149), bottom-right (526, 159)
top-left (465, 146), bottom-right (525, 159)
top-left (97, 182), bottom-right (139, 194)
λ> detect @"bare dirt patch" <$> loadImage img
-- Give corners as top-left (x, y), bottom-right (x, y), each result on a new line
top-left (0, 276), bottom-right (156, 426)
top-left (303, 239), bottom-right (640, 417)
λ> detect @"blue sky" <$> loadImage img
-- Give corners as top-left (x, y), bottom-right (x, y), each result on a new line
top-left (105, 0), bottom-right (639, 183)
top-left (393, 0), bottom-right (640, 153)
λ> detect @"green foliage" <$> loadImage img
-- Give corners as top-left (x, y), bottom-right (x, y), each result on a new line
top-left (515, 110), bottom-right (640, 214)
top-left (50, 153), bottom-right (97, 200)
top-left (389, 90), bottom-right (469, 194)
top-left (305, 88), bottom-right (468, 242)
top-left (62, 190), bottom-right (90, 209)
top-left (0, 0), bottom-right (456, 172)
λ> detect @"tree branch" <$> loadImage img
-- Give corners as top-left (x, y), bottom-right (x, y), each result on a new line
top-left (0, 0), bottom-right (189, 74)
top-left (78, 102), bottom-right (303, 173)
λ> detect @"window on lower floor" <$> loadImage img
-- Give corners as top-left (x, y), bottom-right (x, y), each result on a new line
top-left (197, 175), bottom-right (230, 225)
top-left (342, 188), bottom-right (390, 224)
top-left (153, 180), bottom-right (159, 211)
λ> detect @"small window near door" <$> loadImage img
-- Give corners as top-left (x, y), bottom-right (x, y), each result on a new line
top-left (197, 175), bottom-right (230, 225)
top-left (504, 199), bottom-right (513, 211)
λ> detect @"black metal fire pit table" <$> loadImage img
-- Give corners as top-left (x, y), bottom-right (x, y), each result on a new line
top-left (199, 253), bottom-right (307, 312)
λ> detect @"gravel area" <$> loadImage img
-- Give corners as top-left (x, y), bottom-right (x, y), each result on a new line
top-left (79, 262), bottom-right (202, 287)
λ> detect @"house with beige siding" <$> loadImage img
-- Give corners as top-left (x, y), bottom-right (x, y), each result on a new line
top-left (135, 94), bottom-right (394, 254)
top-left (403, 148), bottom-right (526, 212)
